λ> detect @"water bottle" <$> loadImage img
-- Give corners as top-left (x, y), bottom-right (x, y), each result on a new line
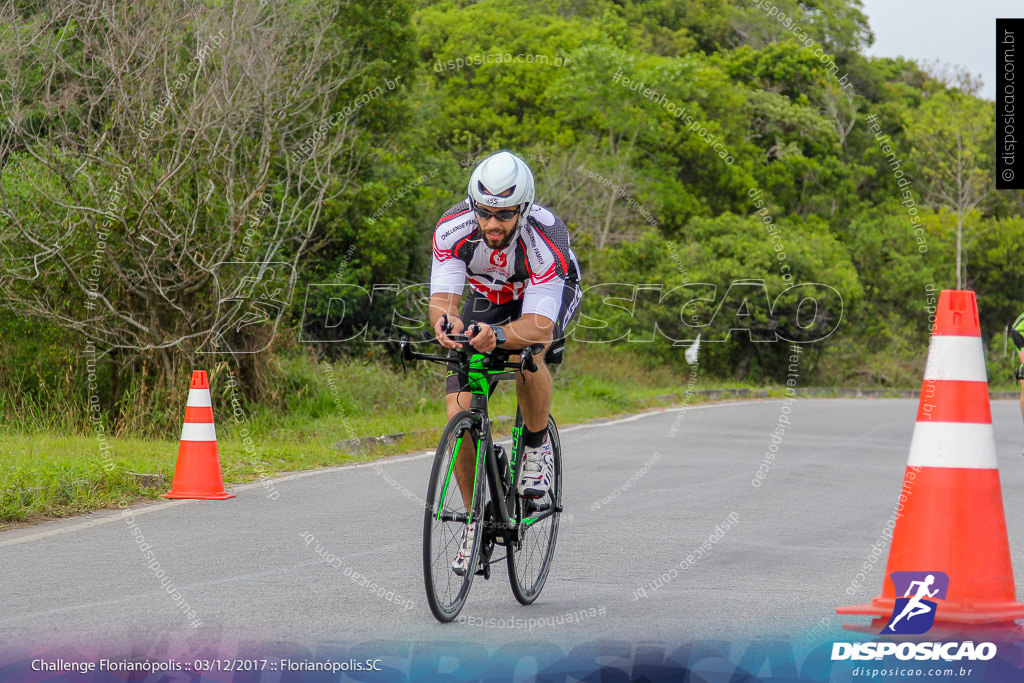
top-left (494, 444), bottom-right (509, 488)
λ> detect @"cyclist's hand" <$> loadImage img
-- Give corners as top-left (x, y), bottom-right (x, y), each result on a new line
top-left (468, 323), bottom-right (497, 353)
top-left (435, 314), bottom-right (465, 350)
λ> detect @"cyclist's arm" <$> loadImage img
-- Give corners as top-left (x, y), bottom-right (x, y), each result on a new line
top-left (430, 242), bottom-right (468, 348)
top-left (429, 291), bottom-right (463, 328)
top-left (429, 292), bottom-right (465, 350)
top-left (470, 280), bottom-right (563, 352)
top-left (465, 313), bottom-right (553, 354)
top-left (499, 279), bottom-right (563, 349)
top-left (501, 313), bottom-right (555, 349)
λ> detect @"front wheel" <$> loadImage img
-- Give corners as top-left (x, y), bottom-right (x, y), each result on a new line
top-left (423, 411), bottom-right (485, 622)
top-left (507, 413), bottom-right (561, 605)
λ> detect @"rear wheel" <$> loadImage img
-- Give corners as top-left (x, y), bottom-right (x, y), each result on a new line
top-left (423, 411), bottom-right (484, 622)
top-left (507, 413), bottom-right (561, 604)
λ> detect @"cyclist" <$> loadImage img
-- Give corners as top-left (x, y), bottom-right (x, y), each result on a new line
top-left (1012, 313), bottom-right (1024, 452)
top-left (429, 150), bottom-right (582, 575)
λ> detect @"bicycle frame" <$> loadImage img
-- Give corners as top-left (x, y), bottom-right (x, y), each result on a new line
top-left (403, 338), bottom-right (559, 547)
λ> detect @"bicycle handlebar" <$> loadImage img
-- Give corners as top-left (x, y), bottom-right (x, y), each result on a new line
top-left (400, 332), bottom-right (542, 376)
top-left (521, 345), bottom-right (539, 373)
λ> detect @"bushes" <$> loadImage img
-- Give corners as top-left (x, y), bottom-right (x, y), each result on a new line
top-left (578, 214), bottom-right (861, 382)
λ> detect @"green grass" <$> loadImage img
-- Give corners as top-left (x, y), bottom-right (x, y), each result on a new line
top-left (5, 336), bottom-right (1011, 528)
top-left (0, 344), bottom-right (735, 527)
top-left (4, 331), bottom-right (1017, 527)
top-left (19, 340), bottom-right (986, 528)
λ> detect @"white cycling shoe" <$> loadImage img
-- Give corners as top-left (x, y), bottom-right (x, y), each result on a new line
top-left (451, 521), bottom-right (478, 576)
top-left (518, 437), bottom-right (554, 499)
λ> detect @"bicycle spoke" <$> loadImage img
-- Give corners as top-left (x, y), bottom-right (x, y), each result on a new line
top-left (437, 434), bottom-right (464, 521)
top-left (507, 415), bottom-right (561, 605)
top-left (423, 413), bottom-right (483, 622)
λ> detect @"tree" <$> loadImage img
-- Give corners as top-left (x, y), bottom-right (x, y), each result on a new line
top-left (537, 46), bottom-right (655, 254)
top-left (729, 0), bottom-right (873, 56)
top-left (904, 69), bottom-right (994, 289)
top-left (584, 213), bottom-right (862, 381)
top-left (965, 214), bottom-right (1024, 342)
top-left (0, 0), bottom-right (414, 406)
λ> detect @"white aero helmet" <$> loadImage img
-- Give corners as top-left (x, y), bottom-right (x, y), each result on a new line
top-left (467, 150), bottom-right (535, 231)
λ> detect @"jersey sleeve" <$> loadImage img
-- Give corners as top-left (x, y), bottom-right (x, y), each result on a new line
top-left (519, 205), bottom-right (581, 321)
top-left (430, 200), bottom-right (474, 296)
top-left (430, 255), bottom-right (467, 296)
top-left (521, 278), bottom-right (564, 322)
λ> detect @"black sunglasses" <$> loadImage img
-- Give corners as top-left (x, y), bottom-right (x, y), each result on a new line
top-left (474, 206), bottom-right (520, 222)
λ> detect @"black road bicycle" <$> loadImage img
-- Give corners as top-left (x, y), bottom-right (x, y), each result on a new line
top-left (401, 328), bottom-right (563, 623)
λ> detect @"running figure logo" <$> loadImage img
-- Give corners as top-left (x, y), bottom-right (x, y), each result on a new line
top-left (881, 571), bottom-right (950, 634)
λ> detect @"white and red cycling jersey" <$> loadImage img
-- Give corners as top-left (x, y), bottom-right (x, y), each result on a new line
top-left (430, 199), bottom-right (582, 324)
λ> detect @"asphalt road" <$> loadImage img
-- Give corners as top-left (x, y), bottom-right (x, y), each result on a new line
top-left (3, 398), bottom-right (1024, 664)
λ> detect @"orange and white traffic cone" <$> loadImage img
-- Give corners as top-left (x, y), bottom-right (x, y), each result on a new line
top-left (838, 290), bottom-right (1024, 627)
top-left (161, 370), bottom-right (235, 500)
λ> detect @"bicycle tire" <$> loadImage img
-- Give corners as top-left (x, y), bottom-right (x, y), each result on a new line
top-left (507, 412), bottom-right (561, 605)
top-left (423, 410), bottom-right (485, 622)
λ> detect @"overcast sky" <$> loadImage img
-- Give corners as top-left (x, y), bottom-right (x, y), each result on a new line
top-left (859, 0), bottom-right (1019, 100)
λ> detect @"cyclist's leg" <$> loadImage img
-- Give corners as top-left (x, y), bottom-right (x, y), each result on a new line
top-left (514, 279), bottom-right (580, 436)
top-left (515, 280), bottom-right (580, 497)
top-left (446, 290), bottom-right (520, 509)
top-left (445, 391), bottom-right (476, 511)
top-left (513, 329), bottom-right (553, 498)
top-left (1018, 357), bottom-right (1024, 455)
top-left (515, 337), bottom-right (553, 433)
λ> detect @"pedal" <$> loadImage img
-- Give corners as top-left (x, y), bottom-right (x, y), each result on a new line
top-left (522, 500), bottom-right (563, 515)
top-left (525, 499), bottom-right (550, 514)
top-left (477, 529), bottom-right (495, 579)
